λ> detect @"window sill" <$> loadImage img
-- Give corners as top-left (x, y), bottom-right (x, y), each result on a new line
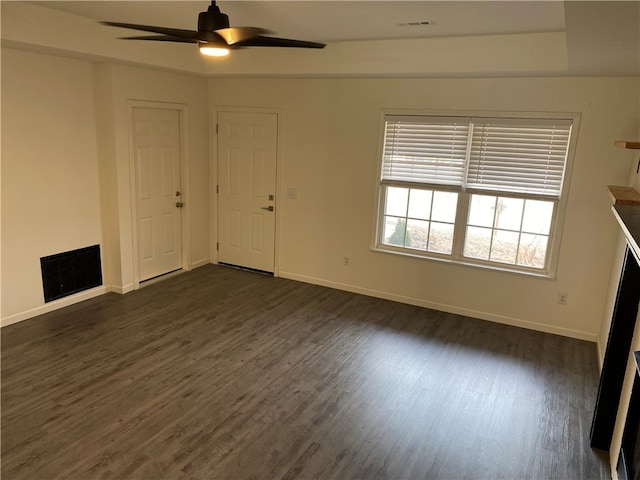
top-left (370, 245), bottom-right (555, 279)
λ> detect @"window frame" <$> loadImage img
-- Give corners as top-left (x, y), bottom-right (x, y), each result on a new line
top-left (372, 109), bottom-right (581, 278)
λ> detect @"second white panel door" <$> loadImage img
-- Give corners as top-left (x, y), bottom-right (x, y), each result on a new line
top-left (218, 111), bottom-right (277, 273)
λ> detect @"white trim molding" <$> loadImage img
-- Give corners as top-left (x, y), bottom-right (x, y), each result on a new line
top-left (1, 286), bottom-right (110, 328)
top-left (279, 270), bottom-right (597, 342)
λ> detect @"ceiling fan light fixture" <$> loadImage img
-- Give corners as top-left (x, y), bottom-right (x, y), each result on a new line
top-left (199, 44), bottom-right (230, 57)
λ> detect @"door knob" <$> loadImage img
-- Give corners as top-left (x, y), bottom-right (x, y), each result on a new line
top-left (176, 201), bottom-right (184, 208)
top-left (261, 206), bottom-right (274, 212)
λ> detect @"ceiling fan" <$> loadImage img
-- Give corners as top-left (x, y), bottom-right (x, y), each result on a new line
top-left (101, 0), bottom-right (326, 57)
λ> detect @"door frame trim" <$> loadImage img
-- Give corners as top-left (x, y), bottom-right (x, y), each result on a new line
top-left (211, 106), bottom-right (282, 277)
top-left (128, 100), bottom-right (191, 289)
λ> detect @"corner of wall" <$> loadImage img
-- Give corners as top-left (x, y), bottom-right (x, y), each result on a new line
top-left (93, 63), bottom-right (122, 289)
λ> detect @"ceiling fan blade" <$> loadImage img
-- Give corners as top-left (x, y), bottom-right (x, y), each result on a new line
top-left (214, 27), bottom-right (271, 45)
top-left (121, 35), bottom-right (199, 44)
top-left (237, 36), bottom-right (326, 49)
top-left (101, 21), bottom-right (198, 39)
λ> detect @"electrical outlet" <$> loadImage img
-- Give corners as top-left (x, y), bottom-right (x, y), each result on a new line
top-left (344, 256), bottom-right (350, 266)
top-left (557, 292), bottom-right (568, 305)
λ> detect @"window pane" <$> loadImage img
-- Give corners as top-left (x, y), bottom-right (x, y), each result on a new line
top-left (385, 187), bottom-right (408, 217)
top-left (431, 191), bottom-right (458, 223)
top-left (517, 233), bottom-right (548, 268)
top-left (468, 195), bottom-right (496, 228)
top-left (464, 226), bottom-right (492, 260)
top-left (463, 197), bottom-right (551, 270)
top-left (383, 216), bottom-right (406, 246)
top-left (522, 200), bottom-right (554, 235)
top-left (490, 230), bottom-right (519, 264)
top-left (406, 219), bottom-right (429, 250)
top-left (429, 222), bottom-right (454, 254)
top-left (494, 197), bottom-right (524, 231)
top-left (407, 189), bottom-right (433, 220)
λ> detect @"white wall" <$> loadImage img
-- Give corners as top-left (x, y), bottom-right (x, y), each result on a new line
top-left (1, 48), bottom-right (105, 322)
top-left (210, 76), bottom-right (639, 340)
top-left (1, 48), bottom-right (211, 323)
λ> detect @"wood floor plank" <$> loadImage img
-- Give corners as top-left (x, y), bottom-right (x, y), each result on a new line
top-left (1, 264), bottom-right (609, 479)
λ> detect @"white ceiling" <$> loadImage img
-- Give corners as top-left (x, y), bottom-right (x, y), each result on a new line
top-left (34, 1), bottom-right (568, 43)
top-left (5, 1), bottom-right (640, 77)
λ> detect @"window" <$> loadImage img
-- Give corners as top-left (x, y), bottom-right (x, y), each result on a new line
top-left (375, 113), bottom-right (577, 276)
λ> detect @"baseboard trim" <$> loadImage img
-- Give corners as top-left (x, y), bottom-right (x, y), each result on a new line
top-left (279, 271), bottom-right (597, 342)
top-left (2, 269), bottom-right (597, 341)
top-left (597, 338), bottom-right (606, 371)
top-left (1, 285), bottom-right (110, 328)
top-left (111, 283), bottom-right (135, 295)
top-left (190, 258), bottom-right (211, 269)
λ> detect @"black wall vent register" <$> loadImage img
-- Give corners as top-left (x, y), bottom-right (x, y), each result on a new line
top-left (40, 245), bottom-right (103, 303)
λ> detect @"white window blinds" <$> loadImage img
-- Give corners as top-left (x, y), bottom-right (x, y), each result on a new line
top-left (381, 115), bottom-right (572, 198)
top-left (381, 116), bottom-right (470, 186)
top-left (467, 118), bottom-right (572, 197)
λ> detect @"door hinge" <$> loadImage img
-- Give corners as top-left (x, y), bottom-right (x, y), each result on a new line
top-left (216, 124), bottom-right (219, 134)
top-left (216, 185), bottom-right (219, 194)
top-left (216, 242), bottom-right (219, 251)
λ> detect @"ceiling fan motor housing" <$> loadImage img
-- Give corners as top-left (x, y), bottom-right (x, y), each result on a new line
top-left (199, 5), bottom-right (229, 32)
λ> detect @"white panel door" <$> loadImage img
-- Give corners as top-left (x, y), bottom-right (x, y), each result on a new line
top-left (133, 107), bottom-right (182, 281)
top-left (218, 111), bottom-right (277, 272)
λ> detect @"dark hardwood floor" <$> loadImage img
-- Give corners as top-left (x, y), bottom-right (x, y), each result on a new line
top-left (2, 264), bottom-right (609, 479)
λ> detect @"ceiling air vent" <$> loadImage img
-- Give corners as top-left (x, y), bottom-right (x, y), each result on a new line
top-left (397, 21), bottom-right (433, 27)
